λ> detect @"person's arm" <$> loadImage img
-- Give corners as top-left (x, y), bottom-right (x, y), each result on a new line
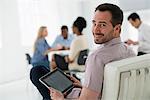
top-left (68, 75), bottom-right (82, 88)
top-left (44, 47), bottom-right (63, 55)
top-left (50, 88), bottom-right (64, 100)
top-left (49, 64), bottom-right (102, 100)
top-left (63, 46), bottom-right (70, 50)
top-left (133, 41), bottom-right (139, 45)
top-left (52, 36), bottom-right (66, 50)
top-left (49, 86), bottom-right (100, 100)
top-left (125, 39), bottom-right (139, 45)
top-left (36, 39), bottom-right (51, 56)
top-left (64, 55), bottom-right (74, 63)
top-left (79, 87), bottom-right (100, 100)
top-left (44, 48), bottom-right (53, 55)
top-left (50, 52), bottom-right (103, 100)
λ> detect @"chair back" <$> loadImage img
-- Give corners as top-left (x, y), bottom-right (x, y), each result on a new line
top-left (102, 54), bottom-right (150, 100)
top-left (77, 49), bottom-right (89, 65)
top-left (25, 53), bottom-right (32, 64)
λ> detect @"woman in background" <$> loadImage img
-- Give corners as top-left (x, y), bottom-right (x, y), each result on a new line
top-left (51, 17), bottom-right (89, 72)
top-left (30, 26), bottom-right (52, 100)
top-left (31, 26), bottom-right (51, 68)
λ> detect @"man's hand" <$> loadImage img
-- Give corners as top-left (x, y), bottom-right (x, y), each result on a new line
top-left (49, 87), bottom-right (64, 100)
top-left (56, 44), bottom-right (64, 50)
top-left (67, 75), bottom-right (82, 88)
top-left (125, 39), bottom-right (138, 45)
top-left (125, 39), bottom-right (134, 45)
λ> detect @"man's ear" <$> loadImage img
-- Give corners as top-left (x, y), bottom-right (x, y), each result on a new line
top-left (113, 24), bottom-right (121, 37)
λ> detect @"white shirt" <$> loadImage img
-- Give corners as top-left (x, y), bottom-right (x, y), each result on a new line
top-left (138, 22), bottom-right (150, 53)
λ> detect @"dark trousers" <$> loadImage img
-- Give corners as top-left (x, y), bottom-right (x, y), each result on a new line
top-left (54, 54), bottom-right (69, 71)
top-left (137, 52), bottom-right (147, 56)
top-left (30, 66), bottom-right (51, 100)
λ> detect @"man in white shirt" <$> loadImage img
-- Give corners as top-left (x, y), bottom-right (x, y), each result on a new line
top-left (126, 12), bottom-right (150, 56)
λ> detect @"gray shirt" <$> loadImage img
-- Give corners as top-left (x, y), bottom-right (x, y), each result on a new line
top-left (83, 37), bottom-right (135, 95)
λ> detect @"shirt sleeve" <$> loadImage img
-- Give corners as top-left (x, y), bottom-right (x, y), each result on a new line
top-left (83, 53), bottom-right (104, 93)
top-left (36, 39), bottom-right (50, 55)
top-left (52, 36), bottom-right (60, 48)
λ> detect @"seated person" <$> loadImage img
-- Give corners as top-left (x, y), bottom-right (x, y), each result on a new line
top-left (31, 26), bottom-right (50, 69)
top-left (30, 26), bottom-right (74, 100)
top-left (51, 25), bottom-right (74, 50)
top-left (30, 26), bottom-right (52, 100)
top-left (51, 17), bottom-right (89, 72)
top-left (49, 3), bottom-right (136, 100)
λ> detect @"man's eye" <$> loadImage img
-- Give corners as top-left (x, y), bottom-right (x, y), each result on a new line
top-left (92, 23), bottom-right (96, 26)
top-left (100, 24), bottom-right (106, 27)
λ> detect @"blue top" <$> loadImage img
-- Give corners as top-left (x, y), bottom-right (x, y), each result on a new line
top-left (52, 34), bottom-right (74, 48)
top-left (31, 38), bottom-right (50, 69)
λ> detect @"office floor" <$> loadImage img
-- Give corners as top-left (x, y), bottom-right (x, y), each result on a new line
top-left (0, 74), bottom-right (42, 100)
top-left (0, 70), bottom-right (85, 100)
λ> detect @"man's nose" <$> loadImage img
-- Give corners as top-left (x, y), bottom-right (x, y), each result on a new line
top-left (94, 25), bottom-right (101, 33)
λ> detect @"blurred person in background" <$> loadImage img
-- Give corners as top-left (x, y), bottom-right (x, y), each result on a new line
top-left (30, 26), bottom-right (52, 100)
top-left (51, 17), bottom-right (89, 72)
top-left (52, 25), bottom-right (74, 50)
top-left (126, 12), bottom-right (150, 56)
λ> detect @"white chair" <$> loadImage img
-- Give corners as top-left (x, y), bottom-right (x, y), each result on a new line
top-left (102, 54), bottom-right (150, 100)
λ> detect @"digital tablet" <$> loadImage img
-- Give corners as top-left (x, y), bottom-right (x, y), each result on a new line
top-left (39, 68), bottom-right (74, 93)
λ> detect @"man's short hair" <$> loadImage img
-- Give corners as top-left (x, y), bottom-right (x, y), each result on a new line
top-left (95, 3), bottom-right (123, 27)
top-left (127, 12), bottom-right (141, 21)
top-left (61, 25), bottom-right (68, 31)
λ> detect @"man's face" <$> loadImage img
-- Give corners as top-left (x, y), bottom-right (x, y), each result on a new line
top-left (92, 11), bottom-right (116, 44)
top-left (61, 29), bottom-right (68, 39)
top-left (129, 19), bottom-right (139, 29)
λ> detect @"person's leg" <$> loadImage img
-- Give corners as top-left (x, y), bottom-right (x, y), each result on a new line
top-left (137, 52), bottom-right (147, 56)
top-left (30, 66), bottom-right (51, 100)
top-left (54, 54), bottom-right (69, 71)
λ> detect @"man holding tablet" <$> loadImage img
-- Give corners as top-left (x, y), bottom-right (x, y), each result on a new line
top-left (39, 69), bottom-right (74, 93)
top-left (49, 3), bottom-right (135, 100)
top-left (40, 68), bottom-right (81, 98)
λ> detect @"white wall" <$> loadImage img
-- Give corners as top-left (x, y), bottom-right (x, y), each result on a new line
top-left (18, 0), bottom-right (84, 46)
top-left (0, 0), bottom-right (27, 84)
top-left (119, 0), bottom-right (150, 11)
top-left (0, 23), bottom-right (2, 48)
top-left (0, 2), bottom-right (2, 81)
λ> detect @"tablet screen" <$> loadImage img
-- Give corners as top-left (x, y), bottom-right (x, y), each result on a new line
top-left (40, 69), bottom-right (73, 93)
